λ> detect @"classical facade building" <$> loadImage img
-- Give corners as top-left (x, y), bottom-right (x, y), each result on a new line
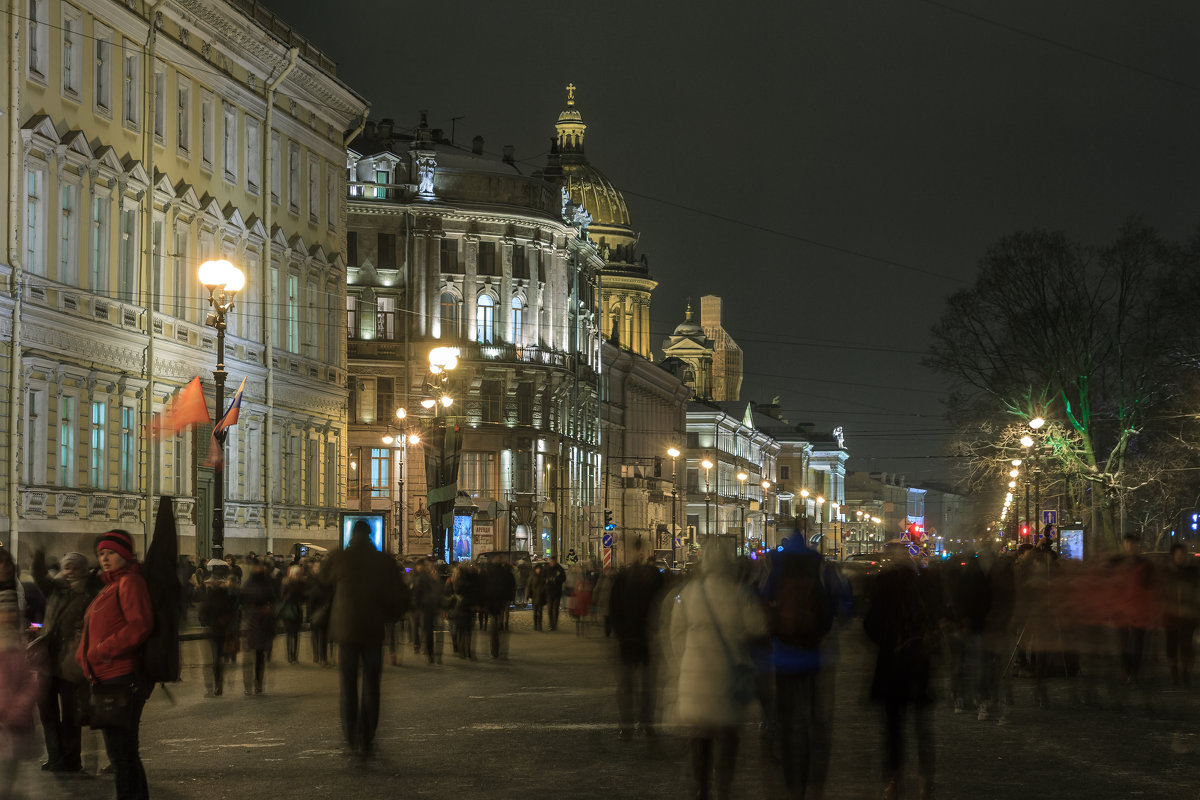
top-left (345, 107), bottom-right (603, 560)
top-left (599, 341), bottom-right (690, 566)
top-left (1, 0), bottom-right (367, 561)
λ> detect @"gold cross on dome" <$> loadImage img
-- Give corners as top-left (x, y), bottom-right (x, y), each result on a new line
top-left (566, 83), bottom-right (576, 104)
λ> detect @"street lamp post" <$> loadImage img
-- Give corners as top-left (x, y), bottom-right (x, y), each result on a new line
top-left (425, 347), bottom-right (459, 562)
top-left (736, 469), bottom-right (748, 556)
top-left (383, 407), bottom-right (421, 555)
top-left (831, 501), bottom-right (840, 560)
top-left (199, 259), bottom-right (246, 562)
top-left (668, 447), bottom-right (681, 567)
top-left (761, 479), bottom-right (773, 550)
top-left (800, 488), bottom-right (810, 545)
top-left (701, 458), bottom-right (714, 543)
top-left (1026, 417), bottom-right (1045, 545)
top-left (816, 495), bottom-right (826, 556)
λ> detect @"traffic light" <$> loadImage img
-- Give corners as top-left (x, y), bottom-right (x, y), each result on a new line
top-left (604, 509), bottom-right (616, 531)
top-left (1020, 524), bottom-right (1030, 538)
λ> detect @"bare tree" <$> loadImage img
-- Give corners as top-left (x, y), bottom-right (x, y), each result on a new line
top-left (928, 218), bottom-right (1183, 552)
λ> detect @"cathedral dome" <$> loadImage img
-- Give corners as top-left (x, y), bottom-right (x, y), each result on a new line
top-left (554, 84), bottom-right (633, 231)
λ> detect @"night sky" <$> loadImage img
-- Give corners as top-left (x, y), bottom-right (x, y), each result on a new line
top-left (266, 0), bottom-right (1200, 485)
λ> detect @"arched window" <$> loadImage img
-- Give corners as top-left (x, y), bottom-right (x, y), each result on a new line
top-left (439, 292), bottom-right (459, 339)
top-left (476, 294), bottom-right (494, 344)
top-left (510, 296), bottom-right (524, 344)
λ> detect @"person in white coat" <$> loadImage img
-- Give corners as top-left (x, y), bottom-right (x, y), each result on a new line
top-left (670, 549), bottom-right (768, 800)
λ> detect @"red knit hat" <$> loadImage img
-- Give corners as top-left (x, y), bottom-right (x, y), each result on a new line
top-left (96, 529), bottom-right (136, 562)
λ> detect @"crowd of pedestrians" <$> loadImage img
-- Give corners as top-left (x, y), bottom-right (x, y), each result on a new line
top-left (2, 527), bottom-right (1197, 800)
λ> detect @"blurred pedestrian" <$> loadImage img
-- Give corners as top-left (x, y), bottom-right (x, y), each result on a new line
top-left (77, 529), bottom-right (154, 800)
top-left (240, 559), bottom-right (278, 695)
top-left (197, 560), bottom-right (239, 697)
top-left (483, 557), bottom-right (516, 659)
top-left (670, 549), bottom-right (768, 800)
top-left (1106, 533), bottom-right (1158, 685)
top-left (411, 560), bottom-right (443, 664)
top-left (764, 535), bottom-right (838, 800)
top-left (0, 549), bottom-right (26, 630)
top-left (30, 549), bottom-right (97, 774)
top-left (279, 565), bottom-right (306, 665)
top-left (864, 558), bottom-right (939, 800)
top-left (1162, 543), bottom-right (1198, 686)
top-left (0, 589), bottom-right (40, 797)
top-left (527, 564), bottom-right (548, 631)
top-left (610, 543), bottom-right (664, 739)
top-left (545, 556), bottom-right (567, 631)
top-left (306, 560), bottom-right (332, 666)
top-left (322, 521), bottom-right (408, 757)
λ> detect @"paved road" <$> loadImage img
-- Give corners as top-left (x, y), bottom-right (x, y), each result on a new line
top-left (23, 610), bottom-right (1200, 800)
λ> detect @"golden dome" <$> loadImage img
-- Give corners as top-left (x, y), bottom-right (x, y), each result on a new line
top-left (554, 84), bottom-right (635, 247)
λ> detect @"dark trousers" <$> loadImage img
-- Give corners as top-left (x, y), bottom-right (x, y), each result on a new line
top-left (1164, 615), bottom-right (1197, 680)
top-left (776, 670), bottom-right (833, 796)
top-left (1117, 626), bottom-right (1147, 681)
top-left (548, 594), bottom-right (563, 629)
top-left (882, 699), bottom-right (934, 784)
top-left (616, 657), bottom-right (655, 731)
top-left (99, 677), bottom-right (149, 800)
top-left (532, 603), bottom-right (545, 630)
top-left (487, 611), bottom-right (508, 658)
top-left (206, 636), bottom-right (226, 695)
top-left (338, 644), bottom-right (383, 752)
top-left (689, 727), bottom-right (739, 800)
top-left (285, 622), bottom-right (302, 663)
top-left (311, 623), bottom-right (329, 663)
top-left (38, 675), bottom-right (84, 770)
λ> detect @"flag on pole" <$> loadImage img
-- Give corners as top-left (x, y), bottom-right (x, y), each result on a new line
top-left (204, 377), bottom-right (246, 467)
top-left (148, 377), bottom-right (210, 440)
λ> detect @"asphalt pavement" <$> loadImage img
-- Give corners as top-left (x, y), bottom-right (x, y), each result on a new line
top-left (21, 609), bottom-right (1200, 800)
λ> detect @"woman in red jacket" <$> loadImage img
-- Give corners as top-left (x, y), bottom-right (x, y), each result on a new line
top-left (77, 530), bottom-right (153, 800)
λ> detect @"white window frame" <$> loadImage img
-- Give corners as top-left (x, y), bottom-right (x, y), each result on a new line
top-left (326, 165), bottom-right (336, 230)
top-left (176, 75), bottom-right (191, 156)
top-left (119, 402), bottom-right (136, 492)
top-left (171, 227), bottom-right (188, 318)
top-left (200, 89), bottom-right (214, 170)
top-left (270, 131), bottom-right (281, 205)
top-left (59, 181), bottom-right (79, 285)
top-left (90, 191), bottom-right (111, 294)
top-left (245, 116), bottom-right (261, 195)
top-left (117, 200), bottom-right (139, 302)
top-left (288, 142), bottom-right (301, 214)
top-left (222, 102), bottom-right (237, 184)
top-left (307, 153), bottom-right (320, 224)
top-left (511, 295), bottom-right (524, 345)
top-left (476, 294), bottom-right (495, 344)
top-left (24, 386), bottom-right (47, 485)
top-left (287, 272), bottom-right (300, 353)
top-left (58, 394), bottom-right (77, 489)
top-left (89, 400), bottom-right (107, 489)
top-left (27, 0), bottom-right (49, 82)
top-left (61, 4), bottom-right (82, 98)
top-left (94, 23), bottom-right (112, 116)
top-left (153, 61), bottom-right (166, 143)
top-left (25, 166), bottom-right (47, 277)
top-left (122, 39), bottom-right (141, 130)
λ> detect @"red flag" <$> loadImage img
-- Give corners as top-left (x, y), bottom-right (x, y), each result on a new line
top-left (204, 378), bottom-right (246, 468)
top-left (148, 377), bottom-right (210, 440)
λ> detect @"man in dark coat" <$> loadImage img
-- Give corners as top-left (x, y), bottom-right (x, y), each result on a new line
top-left (544, 556), bottom-right (567, 631)
top-left (31, 550), bottom-right (97, 774)
top-left (609, 545), bottom-right (664, 738)
top-left (322, 522), bottom-right (408, 757)
top-left (483, 556), bottom-right (517, 659)
top-left (527, 564), bottom-right (548, 631)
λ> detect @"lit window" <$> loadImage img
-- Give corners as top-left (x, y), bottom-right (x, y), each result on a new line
top-left (476, 295), bottom-right (494, 344)
top-left (511, 296), bottom-right (524, 344)
top-left (90, 401), bottom-right (107, 489)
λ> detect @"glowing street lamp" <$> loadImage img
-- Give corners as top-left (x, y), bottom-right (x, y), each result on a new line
top-left (198, 259), bottom-right (246, 561)
top-left (667, 447), bottom-right (681, 565)
top-left (701, 458), bottom-right (714, 538)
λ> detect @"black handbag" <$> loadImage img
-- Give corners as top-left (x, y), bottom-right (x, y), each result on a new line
top-left (87, 681), bottom-right (137, 730)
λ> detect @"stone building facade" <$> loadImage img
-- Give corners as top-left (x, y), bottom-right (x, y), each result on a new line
top-left (1, 0), bottom-right (367, 561)
top-left (345, 107), bottom-right (603, 560)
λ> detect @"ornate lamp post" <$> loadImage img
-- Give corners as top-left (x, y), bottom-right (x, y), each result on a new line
top-left (701, 458), bottom-right (714, 541)
top-left (424, 347), bottom-right (458, 561)
top-left (668, 447), bottom-right (681, 566)
top-left (198, 258), bottom-right (245, 562)
top-left (382, 406), bottom-right (421, 554)
top-left (816, 495), bottom-right (826, 556)
top-left (761, 479), bottom-right (773, 550)
top-left (736, 469), bottom-right (748, 555)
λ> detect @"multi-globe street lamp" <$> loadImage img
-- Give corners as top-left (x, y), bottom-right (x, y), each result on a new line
top-left (198, 258), bottom-right (245, 562)
top-left (736, 469), bottom-right (748, 554)
top-left (701, 458), bottom-right (714, 541)
top-left (667, 447), bottom-right (681, 565)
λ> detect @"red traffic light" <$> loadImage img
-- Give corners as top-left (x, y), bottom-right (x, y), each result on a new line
top-left (1020, 524), bottom-right (1029, 537)
top-left (906, 522), bottom-right (924, 541)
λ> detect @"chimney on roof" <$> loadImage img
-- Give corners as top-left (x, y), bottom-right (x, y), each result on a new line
top-left (431, 128), bottom-right (444, 143)
top-left (378, 118), bottom-right (394, 139)
top-left (472, 135), bottom-right (485, 155)
top-left (502, 144), bottom-right (514, 164)
top-left (363, 120), bottom-right (376, 139)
